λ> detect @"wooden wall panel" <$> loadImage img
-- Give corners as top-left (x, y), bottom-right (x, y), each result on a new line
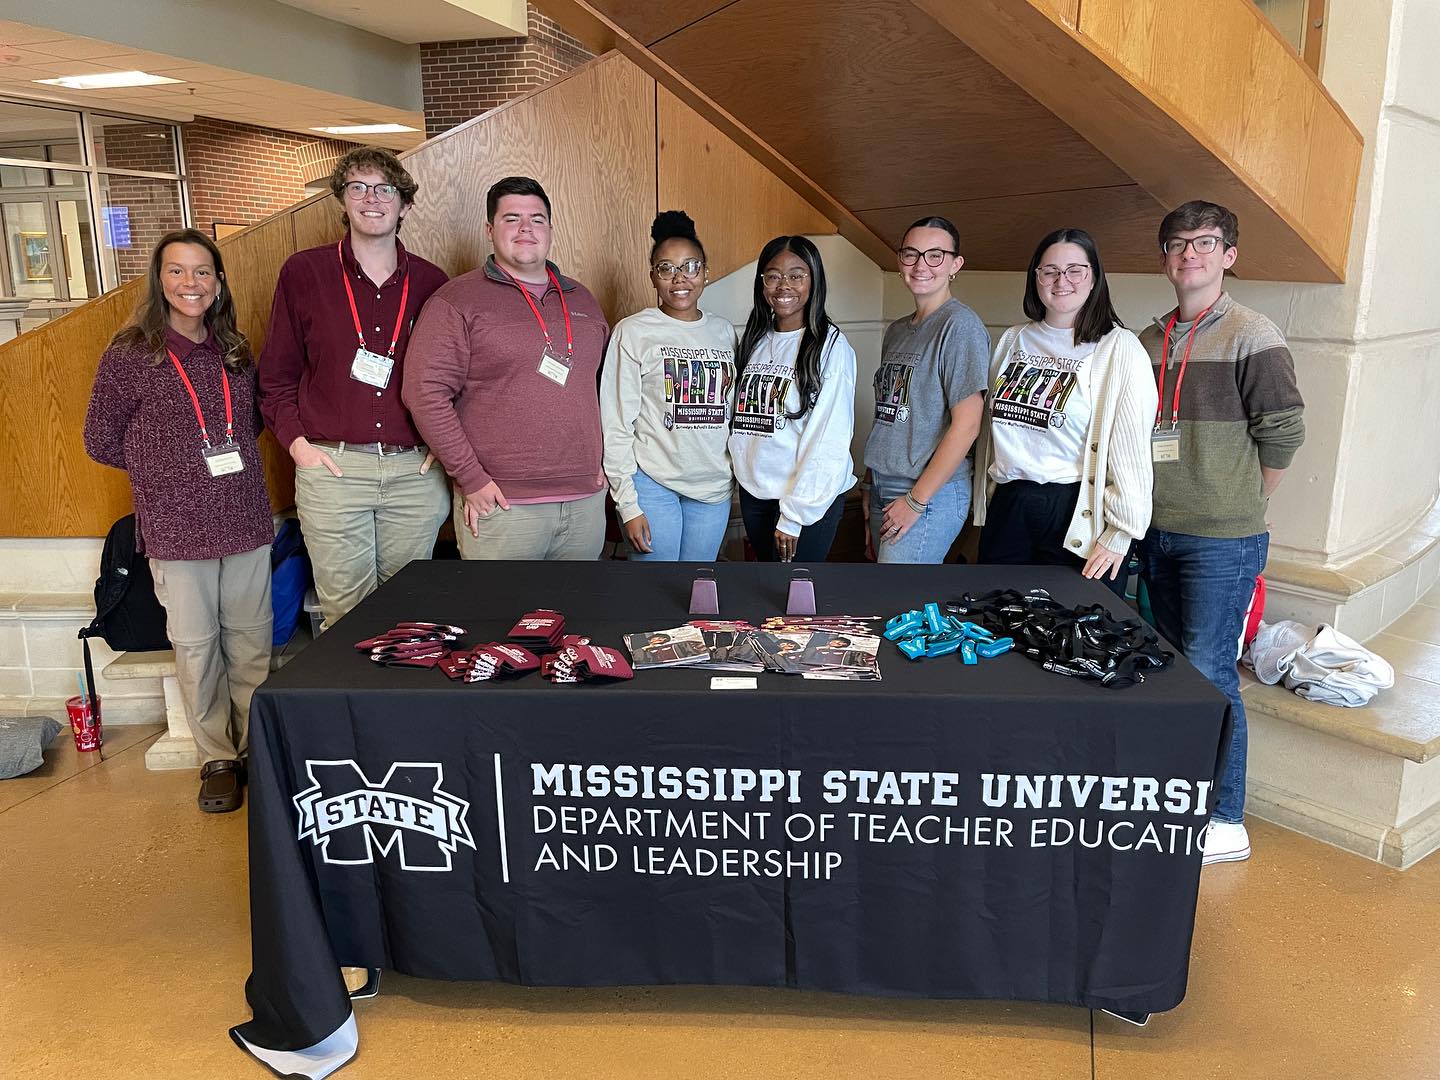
top-left (291, 194), bottom-right (347, 254)
top-left (222, 215), bottom-right (300, 511)
top-left (651, 0), bottom-right (1131, 213)
top-left (586, 0), bottom-right (735, 46)
top-left (1076, 0), bottom-right (1360, 274)
top-left (657, 85), bottom-right (835, 283)
top-left (0, 287), bottom-right (141, 537)
top-left (400, 52), bottom-right (656, 324)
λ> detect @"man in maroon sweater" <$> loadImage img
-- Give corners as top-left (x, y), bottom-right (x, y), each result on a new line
top-left (403, 176), bottom-right (610, 560)
top-left (259, 147), bottom-right (450, 628)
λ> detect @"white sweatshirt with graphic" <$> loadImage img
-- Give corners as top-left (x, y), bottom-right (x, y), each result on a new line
top-left (728, 326), bottom-right (857, 537)
top-left (600, 308), bottom-right (737, 522)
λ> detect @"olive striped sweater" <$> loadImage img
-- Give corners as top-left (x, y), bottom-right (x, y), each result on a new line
top-left (1138, 292), bottom-right (1304, 538)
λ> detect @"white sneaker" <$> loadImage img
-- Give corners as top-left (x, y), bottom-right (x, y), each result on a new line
top-left (1202, 821), bottom-right (1251, 865)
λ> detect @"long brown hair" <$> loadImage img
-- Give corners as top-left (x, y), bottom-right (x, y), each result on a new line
top-left (113, 229), bottom-right (252, 369)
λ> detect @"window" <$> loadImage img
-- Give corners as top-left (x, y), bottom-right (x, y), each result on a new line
top-left (0, 97), bottom-right (187, 337)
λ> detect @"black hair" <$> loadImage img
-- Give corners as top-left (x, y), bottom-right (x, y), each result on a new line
top-left (1158, 200), bottom-right (1238, 250)
top-left (736, 235), bottom-right (834, 420)
top-left (650, 209), bottom-right (705, 263)
top-left (901, 215), bottom-right (961, 255)
top-left (486, 176), bottom-right (551, 221)
top-left (1022, 227), bottom-right (1122, 346)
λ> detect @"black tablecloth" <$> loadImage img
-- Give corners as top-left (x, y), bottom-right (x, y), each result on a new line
top-left (231, 561), bottom-right (1229, 1077)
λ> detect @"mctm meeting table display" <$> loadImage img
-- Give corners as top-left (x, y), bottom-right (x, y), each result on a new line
top-left (230, 560), bottom-right (1229, 1079)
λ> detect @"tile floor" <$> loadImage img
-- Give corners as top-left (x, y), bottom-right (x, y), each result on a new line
top-left (2, 722), bottom-right (1439, 1080)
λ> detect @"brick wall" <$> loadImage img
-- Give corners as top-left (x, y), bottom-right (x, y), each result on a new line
top-left (184, 118), bottom-right (354, 239)
top-left (420, 8), bottom-right (593, 138)
top-left (86, 117), bottom-right (354, 284)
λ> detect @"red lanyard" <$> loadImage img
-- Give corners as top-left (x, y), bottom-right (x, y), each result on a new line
top-left (496, 264), bottom-right (573, 359)
top-left (167, 348), bottom-right (232, 448)
top-left (1155, 302), bottom-right (1215, 430)
top-left (337, 242), bottom-right (410, 358)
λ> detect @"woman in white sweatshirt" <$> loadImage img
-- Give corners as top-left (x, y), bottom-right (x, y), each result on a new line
top-left (728, 235), bottom-right (857, 562)
top-left (972, 227), bottom-right (1157, 596)
top-left (601, 210), bottom-right (737, 560)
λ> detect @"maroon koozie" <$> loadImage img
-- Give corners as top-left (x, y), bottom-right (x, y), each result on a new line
top-left (507, 610), bottom-right (565, 649)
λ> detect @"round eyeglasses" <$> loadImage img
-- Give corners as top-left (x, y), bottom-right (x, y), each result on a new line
top-left (653, 258), bottom-right (704, 280)
top-left (343, 181), bottom-right (399, 202)
top-left (1035, 264), bottom-right (1091, 285)
top-left (897, 247), bottom-right (957, 267)
top-left (761, 269), bottom-right (810, 289)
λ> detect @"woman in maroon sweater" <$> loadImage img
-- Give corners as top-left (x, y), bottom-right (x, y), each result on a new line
top-left (85, 229), bottom-right (273, 814)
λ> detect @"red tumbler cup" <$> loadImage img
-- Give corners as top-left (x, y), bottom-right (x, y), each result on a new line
top-left (66, 694), bottom-right (103, 752)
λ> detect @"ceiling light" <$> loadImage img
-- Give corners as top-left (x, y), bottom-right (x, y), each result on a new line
top-left (35, 70), bottom-right (183, 90)
top-left (310, 123), bottom-right (419, 135)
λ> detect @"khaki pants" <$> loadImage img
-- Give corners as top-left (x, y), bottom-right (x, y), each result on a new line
top-left (453, 488), bottom-right (606, 561)
top-left (150, 545), bottom-right (272, 765)
top-left (294, 447), bottom-right (450, 628)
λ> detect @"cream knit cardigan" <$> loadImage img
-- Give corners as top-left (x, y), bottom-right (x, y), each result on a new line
top-left (971, 323), bottom-right (1158, 557)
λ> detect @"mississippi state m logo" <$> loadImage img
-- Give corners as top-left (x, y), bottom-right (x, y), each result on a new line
top-left (294, 760), bottom-right (476, 871)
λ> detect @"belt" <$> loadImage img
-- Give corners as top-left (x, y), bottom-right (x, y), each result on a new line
top-left (311, 440), bottom-right (424, 457)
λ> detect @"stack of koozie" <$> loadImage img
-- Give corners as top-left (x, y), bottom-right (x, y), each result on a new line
top-left (542, 644), bottom-right (635, 684)
top-left (507, 610), bottom-right (567, 652)
top-left (461, 642), bottom-right (544, 682)
top-left (354, 622), bottom-right (466, 668)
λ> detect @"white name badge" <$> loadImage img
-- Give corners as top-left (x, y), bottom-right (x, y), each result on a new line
top-left (203, 444), bottom-right (245, 477)
top-left (350, 347), bottom-right (394, 389)
top-left (1151, 430), bottom-right (1181, 463)
top-left (537, 346), bottom-right (571, 388)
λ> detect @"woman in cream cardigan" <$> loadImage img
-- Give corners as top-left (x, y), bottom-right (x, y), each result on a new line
top-left (972, 228), bottom-right (1157, 597)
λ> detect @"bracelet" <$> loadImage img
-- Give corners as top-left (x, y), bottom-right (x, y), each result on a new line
top-left (858, 480), bottom-right (872, 492)
top-left (904, 490), bottom-right (928, 514)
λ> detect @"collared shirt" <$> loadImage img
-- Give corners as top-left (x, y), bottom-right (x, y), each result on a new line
top-left (401, 256), bottom-right (610, 500)
top-left (259, 233), bottom-right (448, 449)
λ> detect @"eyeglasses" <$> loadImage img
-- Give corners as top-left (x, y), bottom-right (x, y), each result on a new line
top-left (653, 258), bottom-right (704, 280)
top-left (897, 247), bottom-right (957, 267)
top-left (342, 181), bottom-right (400, 202)
top-left (761, 269), bottom-right (810, 289)
top-left (1162, 234), bottom-right (1227, 256)
top-left (1035, 264), bottom-right (1091, 285)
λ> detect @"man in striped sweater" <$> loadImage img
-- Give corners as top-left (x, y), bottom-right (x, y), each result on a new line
top-left (1138, 200), bottom-right (1305, 867)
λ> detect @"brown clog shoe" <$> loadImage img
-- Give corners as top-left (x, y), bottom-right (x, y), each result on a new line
top-left (199, 759), bottom-right (244, 814)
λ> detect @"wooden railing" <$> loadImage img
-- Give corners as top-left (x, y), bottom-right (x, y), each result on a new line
top-left (0, 51), bottom-right (838, 537)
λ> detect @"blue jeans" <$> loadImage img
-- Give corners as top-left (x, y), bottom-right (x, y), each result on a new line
top-left (869, 469), bottom-right (970, 564)
top-left (626, 469), bottom-right (732, 562)
top-left (1139, 528), bottom-right (1268, 824)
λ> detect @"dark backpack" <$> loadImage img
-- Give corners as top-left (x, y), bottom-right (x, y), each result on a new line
top-left (78, 516), bottom-right (171, 713)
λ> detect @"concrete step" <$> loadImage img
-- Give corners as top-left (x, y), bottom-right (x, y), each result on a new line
top-left (0, 590), bottom-right (164, 716)
top-left (105, 624), bottom-right (317, 771)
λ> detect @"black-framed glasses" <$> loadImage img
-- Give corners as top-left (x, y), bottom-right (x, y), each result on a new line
top-left (761, 269), bottom-right (810, 289)
top-left (343, 181), bottom-right (399, 202)
top-left (1162, 234), bottom-right (1227, 256)
top-left (653, 258), bottom-right (704, 280)
top-left (1035, 264), bottom-right (1091, 285)
top-left (897, 246), bottom-right (956, 267)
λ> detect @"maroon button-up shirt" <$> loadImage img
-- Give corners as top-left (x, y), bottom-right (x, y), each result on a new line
top-left (258, 234), bottom-right (448, 450)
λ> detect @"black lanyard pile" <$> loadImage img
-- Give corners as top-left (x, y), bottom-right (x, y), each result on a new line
top-left (945, 589), bottom-right (1173, 689)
